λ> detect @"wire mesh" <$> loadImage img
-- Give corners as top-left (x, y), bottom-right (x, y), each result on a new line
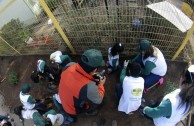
top-left (0, 0), bottom-right (193, 61)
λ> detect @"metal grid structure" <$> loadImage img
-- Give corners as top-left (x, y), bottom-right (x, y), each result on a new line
top-left (0, 0), bottom-right (193, 61)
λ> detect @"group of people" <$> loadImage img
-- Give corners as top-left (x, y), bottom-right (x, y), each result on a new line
top-left (15, 39), bottom-right (194, 126)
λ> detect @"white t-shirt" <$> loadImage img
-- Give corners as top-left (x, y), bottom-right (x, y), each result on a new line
top-left (108, 47), bottom-right (119, 67)
top-left (118, 76), bottom-right (144, 114)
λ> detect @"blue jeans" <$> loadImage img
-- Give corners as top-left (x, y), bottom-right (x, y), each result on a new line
top-left (116, 83), bottom-right (123, 101)
top-left (143, 73), bottom-right (162, 88)
top-left (135, 55), bottom-right (162, 88)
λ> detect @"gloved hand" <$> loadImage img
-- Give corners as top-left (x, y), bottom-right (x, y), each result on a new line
top-left (124, 60), bottom-right (129, 68)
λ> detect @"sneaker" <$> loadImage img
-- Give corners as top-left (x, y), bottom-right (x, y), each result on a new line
top-left (112, 120), bottom-right (117, 126)
top-left (85, 110), bottom-right (98, 116)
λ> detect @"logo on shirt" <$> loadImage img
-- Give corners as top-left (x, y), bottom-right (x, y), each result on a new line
top-left (131, 88), bottom-right (142, 96)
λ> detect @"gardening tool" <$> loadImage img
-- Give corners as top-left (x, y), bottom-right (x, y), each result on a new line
top-left (144, 78), bottom-right (164, 93)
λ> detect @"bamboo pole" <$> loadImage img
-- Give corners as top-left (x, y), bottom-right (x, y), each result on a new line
top-left (39, 0), bottom-right (76, 54)
top-left (172, 23), bottom-right (194, 61)
top-left (0, 36), bottom-right (21, 55)
top-left (0, 0), bottom-right (16, 14)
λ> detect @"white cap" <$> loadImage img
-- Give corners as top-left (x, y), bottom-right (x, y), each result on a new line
top-left (188, 65), bottom-right (194, 72)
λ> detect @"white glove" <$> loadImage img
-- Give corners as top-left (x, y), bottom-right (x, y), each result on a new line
top-left (124, 60), bottom-right (129, 68)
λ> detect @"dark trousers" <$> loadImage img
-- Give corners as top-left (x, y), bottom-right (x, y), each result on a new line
top-left (135, 55), bottom-right (162, 88)
top-left (116, 83), bottom-right (123, 101)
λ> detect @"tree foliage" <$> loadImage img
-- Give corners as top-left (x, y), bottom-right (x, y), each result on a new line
top-left (0, 19), bottom-right (30, 48)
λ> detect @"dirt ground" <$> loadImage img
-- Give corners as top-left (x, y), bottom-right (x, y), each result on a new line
top-left (0, 55), bottom-right (193, 126)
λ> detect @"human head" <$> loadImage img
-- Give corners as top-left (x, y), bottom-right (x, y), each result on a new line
top-left (79, 49), bottom-right (105, 73)
top-left (111, 43), bottom-right (124, 56)
top-left (138, 39), bottom-right (154, 59)
top-left (21, 84), bottom-right (32, 94)
top-left (179, 65), bottom-right (194, 112)
top-left (126, 62), bottom-right (141, 77)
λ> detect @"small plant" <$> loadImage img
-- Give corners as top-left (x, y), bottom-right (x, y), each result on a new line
top-left (8, 71), bottom-right (19, 85)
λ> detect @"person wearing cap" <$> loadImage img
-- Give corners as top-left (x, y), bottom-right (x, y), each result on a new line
top-left (37, 59), bottom-right (57, 83)
top-left (117, 61), bottom-right (144, 114)
top-left (58, 49), bottom-right (106, 123)
top-left (50, 51), bottom-right (72, 70)
top-left (19, 84), bottom-right (46, 111)
top-left (107, 43), bottom-right (124, 74)
top-left (21, 109), bottom-right (46, 126)
top-left (142, 65), bottom-right (194, 126)
top-left (133, 39), bottom-right (167, 88)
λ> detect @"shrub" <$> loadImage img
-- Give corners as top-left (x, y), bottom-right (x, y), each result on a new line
top-left (8, 71), bottom-right (19, 85)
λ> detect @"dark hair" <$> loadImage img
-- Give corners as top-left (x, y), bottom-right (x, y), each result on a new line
top-left (78, 59), bottom-right (97, 73)
top-left (179, 70), bottom-right (194, 113)
top-left (143, 46), bottom-right (155, 60)
top-left (111, 43), bottom-right (124, 56)
top-left (126, 62), bottom-right (141, 77)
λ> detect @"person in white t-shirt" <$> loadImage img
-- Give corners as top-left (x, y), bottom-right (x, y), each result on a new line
top-left (117, 61), bottom-right (144, 114)
top-left (107, 43), bottom-right (124, 74)
top-left (143, 65), bottom-right (194, 126)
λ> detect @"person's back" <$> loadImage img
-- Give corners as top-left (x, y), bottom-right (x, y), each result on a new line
top-left (19, 84), bottom-right (35, 110)
top-left (59, 49), bottom-right (106, 116)
top-left (153, 89), bottom-right (186, 126)
top-left (118, 62), bottom-right (144, 114)
top-left (143, 65), bottom-right (194, 126)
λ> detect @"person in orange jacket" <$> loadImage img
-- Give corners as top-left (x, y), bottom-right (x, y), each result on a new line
top-left (58, 49), bottom-right (106, 124)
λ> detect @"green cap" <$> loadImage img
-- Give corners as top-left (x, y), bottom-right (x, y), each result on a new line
top-left (81, 49), bottom-right (105, 67)
top-left (21, 84), bottom-right (32, 93)
top-left (137, 39), bottom-right (151, 51)
top-left (59, 55), bottom-right (71, 62)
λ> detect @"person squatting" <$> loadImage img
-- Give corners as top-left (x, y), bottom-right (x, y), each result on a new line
top-left (14, 39), bottom-right (194, 126)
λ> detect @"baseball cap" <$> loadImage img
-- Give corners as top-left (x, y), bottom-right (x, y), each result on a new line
top-left (81, 49), bottom-right (105, 68)
top-left (137, 39), bottom-right (151, 51)
top-left (21, 84), bottom-right (32, 93)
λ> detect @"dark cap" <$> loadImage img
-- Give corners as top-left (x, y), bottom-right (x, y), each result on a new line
top-left (81, 49), bottom-right (105, 68)
top-left (137, 39), bottom-right (151, 51)
top-left (21, 84), bottom-right (32, 93)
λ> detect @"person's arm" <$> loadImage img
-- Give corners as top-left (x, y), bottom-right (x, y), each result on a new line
top-left (120, 68), bottom-right (126, 84)
top-left (141, 61), bottom-right (156, 75)
top-left (44, 109), bottom-right (56, 117)
top-left (131, 53), bottom-right (141, 62)
top-left (27, 96), bottom-right (36, 104)
top-left (143, 99), bottom-right (172, 118)
top-left (81, 80), bottom-right (105, 105)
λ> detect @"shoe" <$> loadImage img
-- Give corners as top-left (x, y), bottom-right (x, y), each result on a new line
top-left (85, 110), bottom-right (98, 116)
top-left (112, 120), bottom-right (117, 126)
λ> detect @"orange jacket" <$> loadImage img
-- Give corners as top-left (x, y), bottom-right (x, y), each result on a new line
top-left (59, 63), bottom-right (105, 115)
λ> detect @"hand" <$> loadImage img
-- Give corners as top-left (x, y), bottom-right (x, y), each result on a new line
top-left (99, 76), bottom-right (106, 85)
top-left (124, 60), bottom-right (129, 68)
top-left (143, 106), bottom-right (150, 114)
